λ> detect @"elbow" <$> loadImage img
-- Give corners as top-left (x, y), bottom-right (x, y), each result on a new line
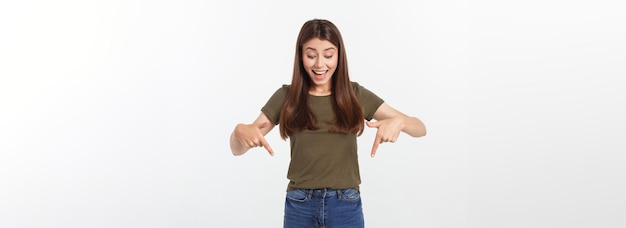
top-left (419, 125), bottom-right (427, 137)
top-left (408, 117), bottom-right (426, 137)
top-left (230, 145), bottom-right (247, 156)
top-left (230, 131), bottom-right (247, 156)
top-left (230, 141), bottom-right (247, 156)
top-left (413, 124), bottom-right (426, 138)
top-left (411, 129), bottom-right (426, 138)
top-left (417, 119), bottom-right (427, 137)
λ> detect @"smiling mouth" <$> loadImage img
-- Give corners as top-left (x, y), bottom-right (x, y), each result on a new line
top-left (313, 70), bottom-right (327, 75)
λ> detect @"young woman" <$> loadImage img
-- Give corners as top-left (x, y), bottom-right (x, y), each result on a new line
top-left (229, 19), bottom-right (426, 228)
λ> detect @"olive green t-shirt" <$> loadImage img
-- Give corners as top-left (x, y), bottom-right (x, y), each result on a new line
top-left (261, 82), bottom-right (384, 191)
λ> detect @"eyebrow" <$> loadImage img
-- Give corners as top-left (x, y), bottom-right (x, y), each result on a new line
top-left (304, 47), bottom-right (336, 51)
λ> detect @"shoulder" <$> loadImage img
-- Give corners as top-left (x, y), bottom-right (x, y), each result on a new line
top-left (350, 81), bottom-right (384, 102)
top-left (278, 84), bottom-right (290, 95)
top-left (350, 81), bottom-right (373, 96)
top-left (266, 84), bottom-right (291, 101)
top-left (272, 84), bottom-right (291, 94)
top-left (263, 84), bottom-right (291, 109)
top-left (350, 81), bottom-right (363, 93)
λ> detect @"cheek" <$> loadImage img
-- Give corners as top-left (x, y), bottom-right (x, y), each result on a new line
top-left (302, 58), bottom-right (314, 69)
top-left (328, 58), bottom-right (338, 69)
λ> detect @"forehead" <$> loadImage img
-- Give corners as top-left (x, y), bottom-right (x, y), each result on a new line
top-left (302, 38), bottom-right (337, 51)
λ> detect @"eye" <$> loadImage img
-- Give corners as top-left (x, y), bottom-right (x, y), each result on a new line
top-left (307, 55), bottom-right (316, 59)
top-left (324, 55), bottom-right (333, 59)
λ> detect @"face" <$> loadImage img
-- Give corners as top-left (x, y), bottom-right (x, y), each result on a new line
top-left (302, 38), bottom-right (338, 93)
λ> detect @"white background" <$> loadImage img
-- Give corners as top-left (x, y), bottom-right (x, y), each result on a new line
top-left (1, 0), bottom-right (625, 227)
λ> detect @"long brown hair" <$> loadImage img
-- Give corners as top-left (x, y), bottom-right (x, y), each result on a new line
top-left (279, 19), bottom-right (364, 139)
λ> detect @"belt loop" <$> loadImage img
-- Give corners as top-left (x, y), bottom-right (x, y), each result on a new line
top-left (337, 189), bottom-right (343, 199)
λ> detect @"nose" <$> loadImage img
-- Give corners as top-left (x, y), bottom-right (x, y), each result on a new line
top-left (315, 57), bottom-right (324, 68)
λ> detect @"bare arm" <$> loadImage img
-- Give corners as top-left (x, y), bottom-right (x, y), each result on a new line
top-left (230, 112), bottom-right (275, 156)
top-left (371, 103), bottom-right (426, 137)
top-left (367, 102), bottom-right (426, 157)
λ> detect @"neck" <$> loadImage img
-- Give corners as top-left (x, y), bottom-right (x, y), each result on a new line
top-left (309, 85), bottom-right (332, 96)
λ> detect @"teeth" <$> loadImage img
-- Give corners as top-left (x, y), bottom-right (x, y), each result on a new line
top-left (314, 70), bottom-right (326, 75)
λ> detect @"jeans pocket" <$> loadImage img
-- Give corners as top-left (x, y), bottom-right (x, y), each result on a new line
top-left (340, 188), bottom-right (361, 202)
top-left (286, 189), bottom-right (309, 203)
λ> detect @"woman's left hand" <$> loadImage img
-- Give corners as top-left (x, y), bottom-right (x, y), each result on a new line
top-left (366, 117), bottom-right (405, 158)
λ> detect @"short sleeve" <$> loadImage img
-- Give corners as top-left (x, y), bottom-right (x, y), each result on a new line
top-left (261, 85), bottom-right (290, 125)
top-left (352, 82), bottom-right (384, 121)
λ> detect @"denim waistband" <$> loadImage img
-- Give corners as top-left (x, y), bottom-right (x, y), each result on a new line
top-left (299, 188), bottom-right (351, 197)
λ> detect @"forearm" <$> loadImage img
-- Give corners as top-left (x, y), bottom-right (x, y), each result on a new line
top-left (401, 116), bottom-right (427, 137)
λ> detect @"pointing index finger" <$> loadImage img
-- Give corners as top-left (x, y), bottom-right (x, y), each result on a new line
top-left (371, 135), bottom-right (382, 158)
top-left (260, 137), bottom-right (274, 156)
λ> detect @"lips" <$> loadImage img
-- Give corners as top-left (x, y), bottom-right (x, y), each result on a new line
top-left (313, 70), bottom-right (327, 75)
top-left (312, 70), bottom-right (327, 80)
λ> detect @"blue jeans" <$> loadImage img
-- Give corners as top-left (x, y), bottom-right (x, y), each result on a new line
top-left (284, 188), bottom-right (364, 228)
